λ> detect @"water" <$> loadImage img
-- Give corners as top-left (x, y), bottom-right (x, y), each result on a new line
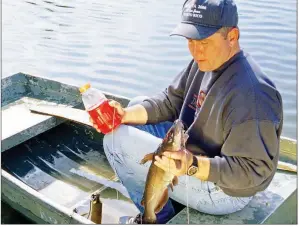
top-left (2, 0), bottom-right (297, 223)
top-left (2, 0), bottom-right (297, 139)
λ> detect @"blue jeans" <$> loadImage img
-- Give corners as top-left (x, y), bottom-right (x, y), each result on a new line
top-left (103, 97), bottom-right (252, 224)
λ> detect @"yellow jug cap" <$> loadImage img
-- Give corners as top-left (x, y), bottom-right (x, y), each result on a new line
top-left (79, 83), bottom-right (91, 93)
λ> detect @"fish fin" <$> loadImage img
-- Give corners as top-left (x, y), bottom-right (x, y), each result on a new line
top-left (140, 153), bottom-right (154, 164)
top-left (172, 176), bottom-right (179, 186)
top-left (154, 189), bottom-right (169, 214)
top-left (141, 197), bottom-right (145, 207)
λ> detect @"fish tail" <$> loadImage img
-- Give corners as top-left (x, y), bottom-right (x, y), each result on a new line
top-left (143, 210), bottom-right (157, 224)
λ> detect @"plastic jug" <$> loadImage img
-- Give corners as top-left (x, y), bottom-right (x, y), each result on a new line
top-left (80, 83), bottom-right (122, 134)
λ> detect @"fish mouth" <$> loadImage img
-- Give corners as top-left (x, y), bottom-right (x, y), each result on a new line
top-left (173, 119), bottom-right (184, 131)
top-left (163, 119), bottom-right (187, 151)
top-left (173, 119), bottom-right (184, 139)
top-left (174, 119), bottom-right (189, 147)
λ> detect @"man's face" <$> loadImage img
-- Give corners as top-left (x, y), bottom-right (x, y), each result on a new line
top-left (187, 31), bottom-right (232, 72)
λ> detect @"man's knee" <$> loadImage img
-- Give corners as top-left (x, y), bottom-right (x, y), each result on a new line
top-left (127, 96), bottom-right (149, 107)
top-left (207, 196), bottom-right (252, 215)
top-left (103, 133), bottom-right (112, 151)
top-left (103, 125), bottom-right (125, 152)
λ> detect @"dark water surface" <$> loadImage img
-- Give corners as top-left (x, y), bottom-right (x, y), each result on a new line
top-left (2, 0), bottom-right (297, 223)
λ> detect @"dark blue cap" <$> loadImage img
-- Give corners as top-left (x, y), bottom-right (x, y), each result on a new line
top-left (171, 0), bottom-right (238, 40)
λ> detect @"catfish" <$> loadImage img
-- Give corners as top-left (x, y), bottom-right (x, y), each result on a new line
top-left (140, 119), bottom-right (188, 224)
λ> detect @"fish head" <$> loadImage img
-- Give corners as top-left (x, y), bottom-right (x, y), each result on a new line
top-left (162, 119), bottom-right (188, 152)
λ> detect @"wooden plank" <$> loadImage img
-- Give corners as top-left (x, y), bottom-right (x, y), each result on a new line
top-left (2, 99), bottom-right (68, 150)
top-left (1, 73), bottom-right (83, 152)
top-left (277, 161), bottom-right (297, 173)
top-left (280, 137), bottom-right (297, 163)
top-left (29, 104), bottom-right (92, 127)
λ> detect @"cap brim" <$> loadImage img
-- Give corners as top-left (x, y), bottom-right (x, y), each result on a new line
top-left (170, 23), bottom-right (220, 40)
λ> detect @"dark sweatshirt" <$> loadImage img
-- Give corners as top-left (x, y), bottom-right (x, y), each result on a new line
top-left (140, 50), bottom-right (283, 197)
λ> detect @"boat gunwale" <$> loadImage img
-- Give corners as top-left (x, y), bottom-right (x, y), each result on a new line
top-left (1, 169), bottom-right (94, 224)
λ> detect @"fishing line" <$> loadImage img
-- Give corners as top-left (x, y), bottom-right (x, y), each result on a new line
top-left (182, 119), bottom-right (192, 225)
top-left (112, 107), bottom-right (119, 201)
top-left (184, 139), bottom-right (190, 224)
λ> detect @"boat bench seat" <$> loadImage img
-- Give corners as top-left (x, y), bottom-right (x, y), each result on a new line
top-left (167, 171), bottom-right (297, 224)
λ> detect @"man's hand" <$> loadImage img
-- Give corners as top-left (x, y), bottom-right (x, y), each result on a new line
top-left (89, 117), bottom-right (102, 133)
top-left (89, 100), bottom-right (126, 133)
top-left (108, 100), bottom-right (126, 123)
top-left (154, 149), bottom-right (193, 177)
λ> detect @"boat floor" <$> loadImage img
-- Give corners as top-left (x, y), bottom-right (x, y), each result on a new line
top-left (1, 121), bottom-right (139, 223)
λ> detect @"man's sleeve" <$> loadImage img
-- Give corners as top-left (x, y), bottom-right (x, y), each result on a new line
top-left (207, 88), bottom-right (283, 191)
top-left (207, 120), bottom-right (280, 190)
top-left (140, 60), bottom-right (195, 124)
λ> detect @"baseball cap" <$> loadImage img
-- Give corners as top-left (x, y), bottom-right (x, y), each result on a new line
top-left (171, 0), bottom-right (238, 40)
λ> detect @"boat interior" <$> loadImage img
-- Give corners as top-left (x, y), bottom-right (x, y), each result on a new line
top-left (1, 73), bottom-right (297, 224)
top-left (1, 73), bottom-right (185, 224)
top-left (2, 121), bottom-right (143, 223)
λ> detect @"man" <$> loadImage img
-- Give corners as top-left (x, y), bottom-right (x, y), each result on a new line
top-left (91, 0), bottom-right (283, 224)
